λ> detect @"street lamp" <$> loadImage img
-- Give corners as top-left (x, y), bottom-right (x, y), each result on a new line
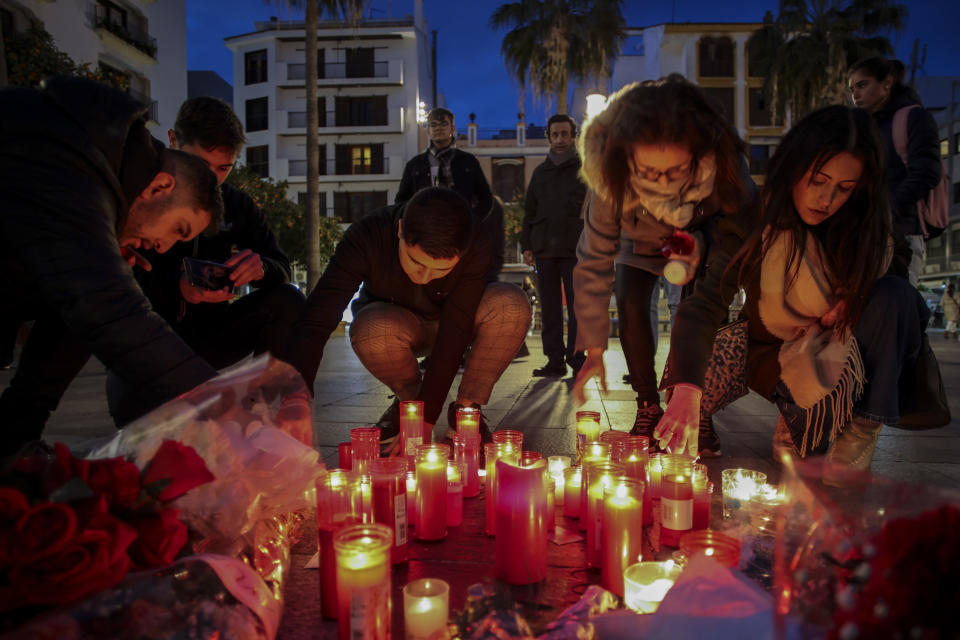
top-left (586, 93), bottom-right (607, 120)
top-left (416, 100), bottom-right (428, 124)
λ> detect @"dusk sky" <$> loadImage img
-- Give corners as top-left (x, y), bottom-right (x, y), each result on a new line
top-left (186, 0), bottom-right (960, 126)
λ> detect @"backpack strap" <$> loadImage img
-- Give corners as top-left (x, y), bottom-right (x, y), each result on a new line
top-left (891, 105), bottom-right (921, 166)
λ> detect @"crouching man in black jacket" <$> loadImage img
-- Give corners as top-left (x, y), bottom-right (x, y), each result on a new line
top-left (282, 187), bottom-right (531, 449)
top-left (106, 98), bottom-right (305, 422)
top-left (0, 77), bottom-right (224, 458)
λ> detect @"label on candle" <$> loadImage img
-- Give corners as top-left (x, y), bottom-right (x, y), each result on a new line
top-left (350, 583), bottom-right (389, 640)
top-left (661, 497), bottom-right (693, 530)
top-left (394, 494), bottom-right (408, 546)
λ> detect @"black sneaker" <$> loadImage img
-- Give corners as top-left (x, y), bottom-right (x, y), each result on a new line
top-left (697, 413), bottom-right (723, 458)
top-left (629, 401), bottom-right (664, 441)
top-left (445, 402), bottom-right (494, 444)
top-left (532, 360), bottom-right (566, 377)
top-left (566, 351), bottom-right (586, 375)
top-left (375, 398), bottom-right (401, 455)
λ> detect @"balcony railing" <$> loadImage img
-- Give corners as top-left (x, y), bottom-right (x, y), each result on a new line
top-left (286, 110), bottom-right (390, 129)
top-left (288, 157), bottom-right (391, 177)
top-left (286, 61), bottom-right (389, 81)
top-left (94, 16), bottom-right (157, 58)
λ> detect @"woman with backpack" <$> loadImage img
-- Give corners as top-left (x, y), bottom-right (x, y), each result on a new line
top-left (848, 56), bottom-right (943, 286)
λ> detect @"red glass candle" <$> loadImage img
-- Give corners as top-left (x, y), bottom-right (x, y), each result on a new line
top-left (575, 410), bottom-right (602, 462)
top-left (369, 457), bottom-right (409, 564)
top-left (455, 406), bottom-right (480, 437)
top-left (691, 463), bottom-right (709, 530)
top-left (616, 436), bottom-right (651, 526)
top-left (446, 461), bottom-right (464, 527)
top-left (316, 470), bottom-right (363, 619)
top-left (660, 454), bottom-right (694, 547)
top-left (338, 442), bottom-right (353, 470)
top-left (579, 445), bottom-right (612, 531)
top-left (484, 441), bottom-right (519, 536)
top-left (406, 470), bottom-right (418, 529)
top-left (333, 523), bottom-right (392, 640)
top-left (601, 478), bottom-right (644, 596)
top-left (452, 432), bottom-right (481, 498)
top-left (400, 400), bottom-right (424, 464)
top-left (585, 461), bottom-right (625, 568)
top-left (415, 444), bottom-right (449, 541)
top-left (495, 457), bottom-right (547, 584)
top-left (563, 466), bottom-right (582, 518)
top-left (350, 426), bottom-right (380, 476)
top-left (492, 429), bottom-right (523, 450)
top-left (648, 453), bottom-right (663, 500)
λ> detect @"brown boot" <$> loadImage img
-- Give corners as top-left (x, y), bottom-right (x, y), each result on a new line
top-left (823, 417), bottom-right (882, 487)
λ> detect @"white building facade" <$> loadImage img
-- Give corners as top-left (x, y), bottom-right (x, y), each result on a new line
top-left (225, 9), bottom-right (432, 223)
top-left (0, 0), bottom-right (187, 133)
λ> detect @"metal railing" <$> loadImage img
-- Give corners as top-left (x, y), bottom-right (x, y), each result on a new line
top-left (93, 14), bottom-right (157, 58)
top-left (286, 60), bottom-right (389, 81)
top-left (288, 157), bottom-right (390, 177)
top-left (287, 110), bottom-right (389, 129)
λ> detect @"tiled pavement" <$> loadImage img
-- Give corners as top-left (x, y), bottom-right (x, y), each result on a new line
top-left (4, 327), bottom-right (959, 490)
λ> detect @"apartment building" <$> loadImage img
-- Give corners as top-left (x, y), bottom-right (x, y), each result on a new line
top-left (0, 0), bottom-right (187, 132)
top-left (225, 6), bottom-right (431, 223)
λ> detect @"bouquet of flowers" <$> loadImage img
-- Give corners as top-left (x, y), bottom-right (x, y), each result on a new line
top-left (774, 458), bottom-right (960, 639)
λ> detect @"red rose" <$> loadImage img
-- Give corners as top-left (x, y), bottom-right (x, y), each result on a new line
top-left (141, 440), bottom-right (214, 502)
top-left (127, 507), bottom-right (188, 568)
top-left (14, 502), bottom-right (78, 565)
top-left (0, 487), bottom-right (29, 523)
top-left (86, 457), bottom-right (142, 509)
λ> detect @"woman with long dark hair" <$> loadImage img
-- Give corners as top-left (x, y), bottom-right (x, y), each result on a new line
top-left (572, 76), bottom-right (751, 457)
top-left (656, 105), bottom-right (928, 477)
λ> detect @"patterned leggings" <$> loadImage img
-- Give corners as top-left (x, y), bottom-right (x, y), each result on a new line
top-left (349, 282), bottom-right (531, 404)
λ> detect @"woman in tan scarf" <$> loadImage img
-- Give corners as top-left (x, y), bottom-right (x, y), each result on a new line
top-left (657, 106), bottom-right (929, 479)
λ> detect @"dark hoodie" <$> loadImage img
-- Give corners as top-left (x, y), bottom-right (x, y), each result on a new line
top-left (871, 84), bottom-right (942, 237)
top-left (0, 77), bottom-right (216, 423)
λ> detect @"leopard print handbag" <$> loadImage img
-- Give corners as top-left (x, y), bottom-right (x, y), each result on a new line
top-left (667, 318), bottom-right (748, 416)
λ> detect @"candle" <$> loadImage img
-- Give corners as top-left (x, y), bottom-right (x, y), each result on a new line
top-left (578, 448), bottom-right (611, 531)
top-left (678, 529), bottom-right (741, 569)
top-left (484, 442), bottom-right (519, 536)
top-left (338, 442), bottom-right (353, 470)
top-left (455, 406), bottom-right (479, 436)
top-left (369, 458), bottom-right (409, 564)
top-left (400, 400), bottom-right (424, 464)
top-left (415, 444), bottom-right (449, 541)
top-left (601, 478), bottom-right (644, 596)
top-left (452, 432), bottom-right (481, 498)
top-left (563, 466), bottom-right (582, 518)
top-left (403, 578), bottom-right (450, 640)
top-left (721, 468), bottom-right (767, 520)
top-left (599, 429), bottom-right (629, 452)
top-left (616, 436), bottom-right (650, 525)
top-left (623, 561), bottom-right (681, 614)
top-left (406, 470), bottom-right (418, 529)
top-left (492, 429), bottom-right (523, 450)
top-left (648, 453), bottom-right (663, 500)
top-left (691, 464), bottom-right (710, 530)
top-left (749, 483), bottom-right (783, 536)
top-left (660, 454), bottom-right (694, 547)
top-left (316, 470), bottom-right (363, 619)
top-left (545, 477), bottom-right (555, 532)
top-left (350, 426), bottom-right (380, 476)
top-left (548, 456), bottom-right (571, 506)
top-left (585, 462), bottom-right (625, 567)
top-left (495, 457), bottom-right (547, 584)
top-left (334, 523), bottom-right (393, 640)
top-left (576, 410), bottom-right (602, 462)
top-left (446, 461), bottom-right (464, 527)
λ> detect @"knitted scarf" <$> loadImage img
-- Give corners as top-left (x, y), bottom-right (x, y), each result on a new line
top-left (428, 143), bottom-right (456, 188)
top-left (758, 228), bottom-right (865, 456)
top-left (628, 153), bottom-right (717, 228)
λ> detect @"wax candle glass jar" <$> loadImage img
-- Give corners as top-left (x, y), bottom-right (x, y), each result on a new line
top-left (678, 529), bottom-right (741, 569)
top-left (495, 457), bottom-right (548, 584)
top-left (563, 465), bottom-right (582, 518)
top-left (548, 456), bottom-right (571, 506)
top-left (599, 429), bottom-right (629, 450)
top-left (584, 461), bottom-right (625, 567)
top-left (748, 483), bottom-right (783, 537)
top-left (578, 447), bottom-right (612, 530)
top-left (338, 442), bottom-right (353, 470)
top-left (452, 432), bottom-right (481, 498)
top-left (455, 406), bottom-right (480, 437)
top-left (601, 477), bottom-right (644, 596)
top-left (660, 454), bottom-right (695, 547)
top-left (415, 444), bottom-right (450, 541)
top-left (333, 523), bottom-right (393, 640)
top-left (350, 426), bottom-right (381, 476)
top-left (721, 468), bottom-right (767, 520)
top-left (648, 453), bottom-right (664, 500)
top-left (446, 460), bottom-right (464, 527)
top-left (403, 578), bottom-right (450, 640)
top-left (623, 561), bottom-right (682, 614)
top-left (316, 471), bottom-right (364, 619)
top-left (400, 400), bottom-right (424, 463)
top-left (616, 436), bottom-right (651, 525)
top-left (691, 463), bottom-right (710, 530)
top-left (406, 470), bottom-right (418, 529)
top-left (520, 450), bottom-right (542, 465)
top-left (575, 410), bottom-right (602, 462)
top-left (492, 429), bottom-right (523, 450)
top-left (484, 441), bottom-right (519, 536)
top-left (369, 457), bottom-right (409, 564)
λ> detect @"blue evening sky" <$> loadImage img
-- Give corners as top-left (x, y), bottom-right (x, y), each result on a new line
top-left (186, 0), bottom-right (960, 126)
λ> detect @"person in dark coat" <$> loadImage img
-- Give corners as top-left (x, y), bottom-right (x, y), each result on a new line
top-left (283, 188), bottom-right (531, 449)
top-left (521, 113), bottom-right (588, 377)
top-left (0, 77), bottom-right (224, 458)
top-left (105, 97), bottom-right (305, 424)
top-left (395, 108), bottom-right (493, 220)
top-left (849, 56), bottom-right (942, 285)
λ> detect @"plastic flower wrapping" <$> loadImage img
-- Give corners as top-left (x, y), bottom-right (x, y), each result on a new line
top-left (773, 457), bottom-right (960, 639)
top-left (0, 355), bottom-right (326, 639)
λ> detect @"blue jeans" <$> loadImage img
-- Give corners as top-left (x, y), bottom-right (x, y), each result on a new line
top-left (776, 276), bottom-right (929, 452)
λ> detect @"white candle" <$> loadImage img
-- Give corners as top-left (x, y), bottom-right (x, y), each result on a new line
top-left (623, 560), bottom-right (681, 614)
top-left (403, 578), bottom-right (449, 640)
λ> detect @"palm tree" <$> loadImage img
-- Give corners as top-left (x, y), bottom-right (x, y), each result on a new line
top-left (277, 0), bottom-right (366, 289)
top-left (748, 0), bottom-right (908, 122)
top-left (491, 0), bottom-right (625, 115)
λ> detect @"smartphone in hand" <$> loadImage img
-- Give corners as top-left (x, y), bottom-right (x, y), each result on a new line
top-left (182, 257), bottom-right (233, 291)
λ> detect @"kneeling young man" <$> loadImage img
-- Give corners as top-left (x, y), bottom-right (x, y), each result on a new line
top-left (284, 187), bottom-right (530, 447)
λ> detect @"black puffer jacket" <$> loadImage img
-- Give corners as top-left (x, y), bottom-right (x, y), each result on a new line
top-left (872, 86), bottom-right (942, 237)
top-left (0, 77), bottom-right (216, 416)
top-left (520, 153), bottom-right (587, 259)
